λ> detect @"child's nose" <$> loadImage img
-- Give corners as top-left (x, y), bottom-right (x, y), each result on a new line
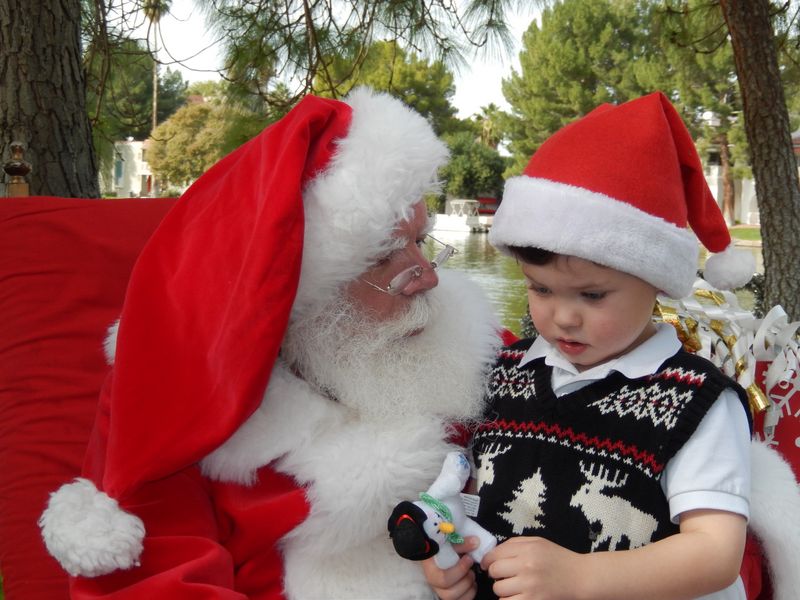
top-left (553, 303), bottom-right (581, 329)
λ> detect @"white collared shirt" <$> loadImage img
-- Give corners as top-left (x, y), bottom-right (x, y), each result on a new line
top-left (519, 324), bottom-right (750, 600)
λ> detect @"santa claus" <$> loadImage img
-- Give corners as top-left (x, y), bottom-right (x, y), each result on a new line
top-left (39, 88), bottom-right (503, 599)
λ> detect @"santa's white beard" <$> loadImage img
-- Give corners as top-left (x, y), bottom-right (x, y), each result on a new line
top-left (282, 289), bottom-right (485, 423)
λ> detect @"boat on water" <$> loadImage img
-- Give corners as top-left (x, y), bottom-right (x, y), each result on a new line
top-left (433, 213), bottom-right (492, 233)
top-left (433, 198), bottom-right (494, 233)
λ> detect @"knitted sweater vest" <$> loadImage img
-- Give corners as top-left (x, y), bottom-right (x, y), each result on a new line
top-left (472, 338), bottom-right (750, 558)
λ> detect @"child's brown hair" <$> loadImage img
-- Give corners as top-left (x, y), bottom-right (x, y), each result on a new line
top-left (508, 246), bottom-right (556, 266)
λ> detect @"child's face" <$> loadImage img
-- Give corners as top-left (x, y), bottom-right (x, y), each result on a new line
top-left (521, 255), bottom-right (658, 372)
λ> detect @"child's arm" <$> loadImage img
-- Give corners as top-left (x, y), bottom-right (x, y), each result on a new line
top-left (481, 508), bottom-right (746, 600)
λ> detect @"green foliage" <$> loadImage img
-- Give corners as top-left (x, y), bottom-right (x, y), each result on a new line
top-left (147, 80), bottom-right (287, 187)
top-left (726, 123), bottom-right (751, 180)
top-left (187, 80), bottom-right (226, 99)
top-left (317, 40), bottom-right (461, 135)
top-left (499, 0), bottom-right (777, 180)
top-left (147, 102), bottom-right (228, 187)
top-left (85, 36), bottom-right (187, 176)
top-left (202, 0), bottom-right (516, 106)
top-left (86, 39), bottom-right (187, 141)
top-left (158, 68), bottom-right (189, 124)
top-left (85, 37), bottom-right (147, 173)
top-left (440, 131), bottom-right (507, 199)
top-left (142, 0), bottom-right (171, 23)
top-left (220, 82), bottom-right (293, 155)
top-left (660, 0), bottom-right (750, 180)
top-left (470, 103), bottom-right (508, 149)
top-left (424, 194), bottom-right (445, 215)
top-left (771, 2), bottom-right (800, 129)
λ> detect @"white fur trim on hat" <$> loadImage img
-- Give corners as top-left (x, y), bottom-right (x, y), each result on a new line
top-left (103, 319), bottom-right (119, 365)
top-left (703, 244), bottom-right (756, 291)
top-left (293, 87), bottom-right (449, 319)
top-left (39, 478), bottom-right (145, 577)
top-left (490, 176), bottom-right (699, 298)
top-left (748, 440), bottom-right (800, 600)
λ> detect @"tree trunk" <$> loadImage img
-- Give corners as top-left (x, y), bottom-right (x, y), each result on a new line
top-left (718, 134), bottom-right (735, 225)
top-left (719, 0), bottom-right (800, 319)
top-left (152, 29), bottom-right (159, 135)
top-left (151, 35), bottom-right (159, 196)
top-left (0, 0), bottom-right (99, 197)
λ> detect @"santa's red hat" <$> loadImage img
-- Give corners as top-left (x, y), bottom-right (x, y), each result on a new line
top-left (490, 91), bottom-right (754, 297)
top-left (39, 88), bottom-right (449, 577)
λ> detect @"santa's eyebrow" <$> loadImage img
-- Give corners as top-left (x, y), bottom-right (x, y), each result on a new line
top-left (385, 236), bottom-right (408, 253)
top-left (371, 239), bottom-right (405, 264)
top-left (384, 221), bottom-right (434, 253)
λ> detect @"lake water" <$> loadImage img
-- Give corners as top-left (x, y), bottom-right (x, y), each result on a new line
top-left (428, 230), bottom-right (764, 337)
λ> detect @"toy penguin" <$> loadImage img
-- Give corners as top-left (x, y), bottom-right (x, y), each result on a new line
top-left (388, 452), bottom-right (496, 569)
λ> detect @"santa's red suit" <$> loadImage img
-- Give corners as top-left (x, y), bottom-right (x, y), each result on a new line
top-left (39, 88), bottom-right (503, 598)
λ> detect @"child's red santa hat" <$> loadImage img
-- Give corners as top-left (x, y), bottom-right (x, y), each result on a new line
top-left (39, 87), bottom-right (449, 577)
top-left (490, 91), bottom-right (755, 297)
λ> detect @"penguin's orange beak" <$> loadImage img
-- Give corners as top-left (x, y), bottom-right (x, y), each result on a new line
top-left (439, 522), bottom-right (455, 535)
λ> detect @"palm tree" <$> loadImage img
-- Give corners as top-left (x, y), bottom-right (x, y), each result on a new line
top-left (143, 0), bottom-right (171, 134)
top-left (474, 103), bottom-right (505, 150)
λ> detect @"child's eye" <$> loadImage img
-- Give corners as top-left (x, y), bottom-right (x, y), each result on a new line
top-left (528, 285), bottom-right (551, 295)
top-left (581, 291), bottom-right (607, 301)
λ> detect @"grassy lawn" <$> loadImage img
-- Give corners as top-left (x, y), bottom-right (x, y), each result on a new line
top-left (729, 226), bottom-right (761, 241)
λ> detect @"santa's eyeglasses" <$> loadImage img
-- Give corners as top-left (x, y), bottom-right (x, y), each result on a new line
top-left (361, 234), bottom-right (457, 295)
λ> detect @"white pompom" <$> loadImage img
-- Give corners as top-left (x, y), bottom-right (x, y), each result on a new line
top-left (103, 319), bottom-right (120, 365)
top-left (703, 244), bottom-right (756, 290)
top-left (39, 478), bottom-right (145, 577)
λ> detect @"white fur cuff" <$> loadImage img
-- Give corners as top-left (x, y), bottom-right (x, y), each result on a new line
top-left (39, 478), bottom-right (145, 577)
top-left (749, 441), bottom-right (800, 600)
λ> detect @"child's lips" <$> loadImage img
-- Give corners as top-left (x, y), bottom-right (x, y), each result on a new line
top-left (557, 339), bottom-right (587, 355)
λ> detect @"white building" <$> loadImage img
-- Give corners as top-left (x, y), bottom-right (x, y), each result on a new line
top-left (704, 165), bottom-right (760, 226)
top-left (100, 138), bottom-right (155, 197)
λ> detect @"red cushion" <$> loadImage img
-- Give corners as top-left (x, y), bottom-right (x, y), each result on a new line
top-left (0, 196), bottom-right (174, 600)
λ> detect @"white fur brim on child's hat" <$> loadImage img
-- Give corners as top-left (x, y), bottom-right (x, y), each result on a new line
top-left (489, 91), bottom-right (755, 298)
top-left (39, 88), bottom-right (449, 578)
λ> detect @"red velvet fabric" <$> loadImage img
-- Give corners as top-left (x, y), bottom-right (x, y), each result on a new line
top-left (740, 533), bottom-right (768, 600)
top-left (98, 95), bottom-right (351, 502)
top-left (0, 196), bottom-right (175, 600)
top-left (68, 466), bottom-right (309, 600)
top-left (523, 92), bottom-right (731, 252)
top-left (500, 328), bottom-right (520, 347)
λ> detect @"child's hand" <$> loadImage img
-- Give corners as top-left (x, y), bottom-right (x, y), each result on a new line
top-left (421, 537), bottom-right (479, 600)
top-left (480, 536), bottom-right (580, 600)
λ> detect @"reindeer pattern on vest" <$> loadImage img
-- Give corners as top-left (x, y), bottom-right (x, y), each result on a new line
top-left (471, 338), bottom-right (749, 554)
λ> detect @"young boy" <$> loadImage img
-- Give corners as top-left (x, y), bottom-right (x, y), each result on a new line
top-left (423, 92), bottom-right (754, 600)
